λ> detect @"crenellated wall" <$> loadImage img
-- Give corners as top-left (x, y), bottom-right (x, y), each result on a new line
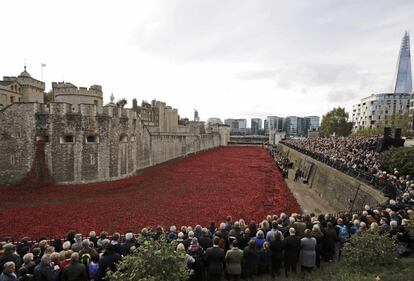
top-left (0, 102), bottom-right (229, 185)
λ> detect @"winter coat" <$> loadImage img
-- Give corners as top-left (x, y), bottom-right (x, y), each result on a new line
top-left (300, 237), bottom-right (317, 268)
top-left (242, 246), bottom-right (258, 277)
top-left (225, 247), bottom-right (243, 275)
top-left (61, 261), bottom-right (88, 281)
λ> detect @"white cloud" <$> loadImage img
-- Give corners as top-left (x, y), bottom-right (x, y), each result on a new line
top-left (0, 0), bottom-right (413, 123)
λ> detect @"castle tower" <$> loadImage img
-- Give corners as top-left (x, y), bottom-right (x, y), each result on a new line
top-left (394, 32), bottom-right (412, 94)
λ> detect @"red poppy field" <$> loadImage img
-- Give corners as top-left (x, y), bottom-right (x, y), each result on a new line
top-left (0, 146), bottom-right (300, 240)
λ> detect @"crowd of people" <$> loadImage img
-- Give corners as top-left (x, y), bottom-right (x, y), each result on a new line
top-left (1, 137), bottom-right (414, 281)
top-left (281, 137), bottom-right (414, 198)
top-left (1, 202), bottom-right (413, 281)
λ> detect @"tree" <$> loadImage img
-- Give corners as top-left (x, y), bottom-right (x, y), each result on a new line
top-left (354, 112), bottom-right (411, 137)
top-left (380, 146), bottom-right (414, 177)
top-left (44, 90), bottom-right (54, 103)
top-left (107, 236), bottom-right (190, 281)
top-left (116, 98), bottom-right (128, 108)
top-left (320, 107), bottom-right (353, 137)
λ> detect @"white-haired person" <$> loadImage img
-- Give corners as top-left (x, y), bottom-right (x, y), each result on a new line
top-left (89, 231), bottom-right (98, 248)
top-left (20, 253), bottom-right (35, 275)
top-left (33, 255), bottom-right (60, 281)
top-left (120, 232), bottom-right (136, 256)
top-left (0, 261), bottom-right (17, 281)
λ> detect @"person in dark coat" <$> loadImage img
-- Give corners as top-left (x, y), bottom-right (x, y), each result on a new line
top-left (269, 230), bottom-right (284, 276)
top-left (283, 228), bottom-right (301, 278)
top-left (120, 233), bottom-right (136, 256)
top-left (33, 255), bottom-right (60, 281)
top-left (311, 224), bottom-right (324, 268)
top-left (205, 237), bottom-right (225, 281)
top-left (258, 241), bottom-right (272, 276)
top-left (242, 239), bottom-right (258, 280)
top-left (198, 228), bottom-right (213, 251)
top-left (0, 245), bottom-right (22, 274)
top-left (322, 222), bottom-right (337, 262)
top-left (97, 244), bottom-right (121, 281)
top-left (61, 253), bottom-right (87, 281)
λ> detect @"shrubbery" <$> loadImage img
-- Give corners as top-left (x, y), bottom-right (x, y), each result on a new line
top-left (380, 146), bottom-right (414, 178)
top-left (342, 232), bottom-right (397, 267)
top-left (107, 236), bottom-right (190, 281)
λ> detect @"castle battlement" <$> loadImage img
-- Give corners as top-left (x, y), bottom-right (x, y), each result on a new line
top-left (52, 82), bottom-right (103, 98)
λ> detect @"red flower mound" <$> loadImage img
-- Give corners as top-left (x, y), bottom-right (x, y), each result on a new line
top-left (0, 146), bottom-right (300, 240)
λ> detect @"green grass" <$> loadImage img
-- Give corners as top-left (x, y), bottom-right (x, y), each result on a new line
top-left (257, 258), bottom-right (414, 281)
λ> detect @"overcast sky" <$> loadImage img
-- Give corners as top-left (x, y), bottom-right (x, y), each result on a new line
top-left (1, 0), bottom-right (413, 123)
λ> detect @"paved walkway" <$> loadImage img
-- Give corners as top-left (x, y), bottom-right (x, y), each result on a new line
top-left (285, 170), bottom-right (337, 214)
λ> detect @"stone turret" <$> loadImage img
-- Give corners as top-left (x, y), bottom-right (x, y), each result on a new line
top-left (53, 82), bottom-right (103, 109)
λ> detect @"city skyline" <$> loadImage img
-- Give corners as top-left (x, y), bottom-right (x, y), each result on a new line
top-left (1, 1), bottom-right (413, 122)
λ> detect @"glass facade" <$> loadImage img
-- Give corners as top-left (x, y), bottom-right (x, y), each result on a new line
top-left (394, 32), bottom-right (412, 94)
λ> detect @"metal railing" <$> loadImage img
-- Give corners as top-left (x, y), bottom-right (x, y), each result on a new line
top-left (280, 141), bottom-right (397, 199)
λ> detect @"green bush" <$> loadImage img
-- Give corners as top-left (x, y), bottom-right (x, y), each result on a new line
top-left (107, 236), bottom-right (190, 281)
top-left (342, 232), bottom-right (397, 267)
top-left (380, 146), bottom-right (414, 178)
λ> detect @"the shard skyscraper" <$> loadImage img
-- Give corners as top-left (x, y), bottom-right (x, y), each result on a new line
top-left (394, 32), bottom-right (412, 94)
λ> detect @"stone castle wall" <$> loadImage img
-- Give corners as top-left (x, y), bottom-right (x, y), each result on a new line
top-left (0, 102), bottom-right (227, 185)
top-left (279, 144), bottom-right (386, 211)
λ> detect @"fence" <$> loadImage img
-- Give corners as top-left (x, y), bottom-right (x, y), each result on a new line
top-left (280, 141), bottom-right (397, 199)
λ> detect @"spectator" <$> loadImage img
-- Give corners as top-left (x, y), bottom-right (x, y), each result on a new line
top-left (225, 240), bottom-right (243, 281)
top-left (269, 230), bottom-right (284, 277)
top-left (0, 262), bottom-right (17, 281)
top-left (283, 228), bottom-right (301, 277)
top-left (0, 245), bottom-right (22, 274)
top-left (300, 229), bottom-right (317, 273)
top-left (257, 241), bottom-right (272, 276)
top-left (242, 239), bottom-right (258, 280)
top-left (20, 254), bottom-right (35, 275)
top-left (97, 243), bottom-right (121, 281)
top-left (61, 253), bottom-right (87, 281)
top-left (33, 255), bottom-right (60, 281)
top-left (205, 237), bottom-right (225, 281)
top-left (71, 234), bottom-right (83, 253)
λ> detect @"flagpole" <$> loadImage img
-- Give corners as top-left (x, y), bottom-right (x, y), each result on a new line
top-left (41, 63), bottom-right (46, 81)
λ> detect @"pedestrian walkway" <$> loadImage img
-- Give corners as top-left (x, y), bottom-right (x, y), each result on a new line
top-left (285, 170), bottom-right (337, 214)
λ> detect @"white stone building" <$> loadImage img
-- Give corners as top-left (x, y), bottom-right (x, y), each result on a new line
top-left (352, 93), bottom-right (412, 130)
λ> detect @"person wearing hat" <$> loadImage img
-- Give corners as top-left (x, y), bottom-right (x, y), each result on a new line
top-left (0, 244), bottom-right (21, 274)
top-left (187, 237), bottom-right (204, 281)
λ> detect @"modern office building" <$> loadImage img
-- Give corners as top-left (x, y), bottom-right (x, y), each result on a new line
top-left (264, 119), bottom-right (269, 135)
top-left (353, 32), bottom-right (413, 130)
top-left (267, 116), bottom-right (284, 132)
top-left (251, 118), bottom-right (262, 135)
top-left (352, 93), bottom-right (412, 130)
top-left (224, 118), bottom-right (247, 134)
top-left (394, 32), bottom-right (412, 94)
top-left (206, 117), bottom-right (223, 125)
top-left (304, 116), bottom-right (320, 135)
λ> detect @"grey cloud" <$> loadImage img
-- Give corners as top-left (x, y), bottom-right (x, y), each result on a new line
top-left (235, 70), bottom-right (276, 80)
top-left (327, 89), bottom-right (358, 102)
